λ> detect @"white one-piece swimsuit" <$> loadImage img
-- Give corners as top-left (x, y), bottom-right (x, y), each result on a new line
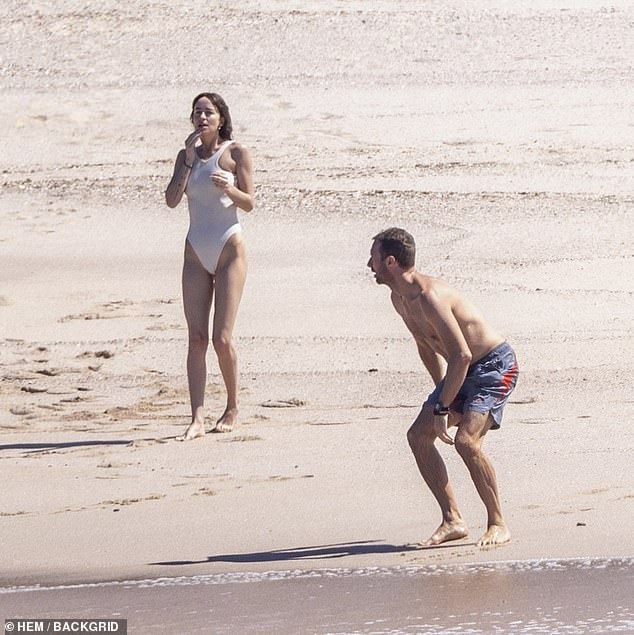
top-left (185, 140), bottom-right (241, 274)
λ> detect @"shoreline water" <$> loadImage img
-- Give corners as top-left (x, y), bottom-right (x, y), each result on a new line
top-left (3, 557), bottom-right (633, 634)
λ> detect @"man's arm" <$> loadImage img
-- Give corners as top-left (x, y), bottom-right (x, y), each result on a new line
top-left (419, 289), bottom-right (472, 408)
top-left (391, 292), bottom-right (446, 384)
top-left (416, 339), bottom-right (445, 386)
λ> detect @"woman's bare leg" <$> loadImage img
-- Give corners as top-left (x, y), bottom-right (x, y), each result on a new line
top-left (210, 236), bottom-right (247, 432)
top-left (179, 241), bottom-right (214, 440)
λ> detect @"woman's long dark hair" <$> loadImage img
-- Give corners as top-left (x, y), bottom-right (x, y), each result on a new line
top-left (190, 92), bottom-right (233, 140)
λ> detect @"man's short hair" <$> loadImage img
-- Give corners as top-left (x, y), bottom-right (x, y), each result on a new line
top-left (373, 227), bottom-right (416, 268)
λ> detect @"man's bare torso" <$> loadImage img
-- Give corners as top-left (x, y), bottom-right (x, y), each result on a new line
top-left (392, 273), bottom-right (504, 363)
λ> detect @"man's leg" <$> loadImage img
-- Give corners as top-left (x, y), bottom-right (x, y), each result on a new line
top-left (407, 406), bottom-right (468, 545)
top-left (454, 410), bottom-right (510, 547)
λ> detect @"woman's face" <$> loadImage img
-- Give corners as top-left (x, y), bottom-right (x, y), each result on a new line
top-left (192, 97), bottom-right (222, 133)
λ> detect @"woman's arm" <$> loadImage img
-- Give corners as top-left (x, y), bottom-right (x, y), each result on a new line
top-left (219, 143), bottom-right (255, 212)
top-left (165, 130), bottom-right (201, 208)
top-left (165, 149), bottom-right (192, 208)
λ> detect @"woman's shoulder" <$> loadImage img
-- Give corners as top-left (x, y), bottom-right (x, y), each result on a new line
top-left (228, 140), bottom-right (252, 164)
top-left (228, 139), bottom-right (248, 153)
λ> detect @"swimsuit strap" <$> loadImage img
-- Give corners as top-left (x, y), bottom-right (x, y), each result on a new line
top-left (212, 139), bottom-right (236, 168)
top-left (196, 139), bottom-right (236, 165)
top-left (216, 139), bottom-right (235, 157)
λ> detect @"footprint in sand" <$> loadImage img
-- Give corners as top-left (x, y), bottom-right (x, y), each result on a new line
top-left (100, 494), bottom-right (165, 508)
top-left (308, 421), bottom-right (352, 426)
top-left (59, 300), bottom-right (133, 323)
top-left (35, 368), bottom-right (62, 377)
top-left (261, 398), bottom-right (306, 408)
top-left (60, 299), bottom-right (179, 325)
top-left (217, 435), bottom-right (263, 443)
top-left (146, 322), bottom-right (182, 331)
top-left (193, 487), bottom-right (217, 497)
top-left (9, 406), bottom-right (35, 416)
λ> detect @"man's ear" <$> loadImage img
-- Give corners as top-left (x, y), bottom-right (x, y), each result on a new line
top-left (385, 255), bottom-right (397, 267)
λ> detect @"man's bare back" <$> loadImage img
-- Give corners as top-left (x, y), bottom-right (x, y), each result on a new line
top-left (391, 273), bottom-right (504, 364)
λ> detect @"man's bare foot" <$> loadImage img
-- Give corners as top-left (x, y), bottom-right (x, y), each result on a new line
top-left (211, 407), bottom-right (238, 433)
top-left (419, 520), bottom-right (469, 546)
top-left (477, 524), bottom-right (511, 548)
top-left (176, 420), bottom-right (206, 441)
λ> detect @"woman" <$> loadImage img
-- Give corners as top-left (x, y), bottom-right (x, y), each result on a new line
top-left (165, 92), bottom-right (255, 439)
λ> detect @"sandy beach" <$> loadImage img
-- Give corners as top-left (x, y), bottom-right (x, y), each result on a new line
top-left (1, 0), bottom-right (633, 631)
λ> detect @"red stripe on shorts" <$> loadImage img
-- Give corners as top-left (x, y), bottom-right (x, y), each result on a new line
top-left (500, 362), bottom-right (518, 395)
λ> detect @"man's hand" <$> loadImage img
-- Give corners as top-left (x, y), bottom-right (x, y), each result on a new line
top-left (434, 414), bottom-right (454, 445)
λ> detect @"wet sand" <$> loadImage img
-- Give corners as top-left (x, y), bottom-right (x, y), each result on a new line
top-left (3, 558), bottom-right (633, 634)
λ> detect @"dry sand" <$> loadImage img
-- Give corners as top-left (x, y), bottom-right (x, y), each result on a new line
top-left (1, 0), bottom-right (633, 603)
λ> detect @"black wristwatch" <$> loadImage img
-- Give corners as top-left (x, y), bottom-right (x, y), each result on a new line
top-left (433, 402), bottom-right (450, 416)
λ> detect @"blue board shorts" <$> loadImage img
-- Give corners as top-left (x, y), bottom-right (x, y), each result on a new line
top-left (426, 341), bottom-right (519, 430)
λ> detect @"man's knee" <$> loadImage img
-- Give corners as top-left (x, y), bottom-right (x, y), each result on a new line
top-left (407, 409), bottom-right (435, 449)
top-left (454, 432), bottom-right (479, 460)
top-left (454, 411), bottom-right (491, 459)
top-left (454, 420), bottom-right (489, 460)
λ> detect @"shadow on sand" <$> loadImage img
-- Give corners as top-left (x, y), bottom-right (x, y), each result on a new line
top-left (151, 540), bottom-right (433, 567)
top-left (0, 440), bottom-right (134, 452)
top-left (0, 434), bottom-right (183, 453)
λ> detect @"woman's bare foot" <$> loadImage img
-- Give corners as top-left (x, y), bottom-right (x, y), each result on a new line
top-left (477, 524), bottom-right (511, 548)
top-left (211, 407), bottom-right (238, 433)
top-left (177, 419), bottom-right (206, 441)
top-left (419, 520), bottom-right (469, 546)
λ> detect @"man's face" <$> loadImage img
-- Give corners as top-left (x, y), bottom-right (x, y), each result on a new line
top-left (367, 240), bottom-right (389, 285)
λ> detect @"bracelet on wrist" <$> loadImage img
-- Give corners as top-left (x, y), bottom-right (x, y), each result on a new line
top-left (184, 162), bottom-right (193, 169)
top-left (433, 402), bottom-right (450, 416)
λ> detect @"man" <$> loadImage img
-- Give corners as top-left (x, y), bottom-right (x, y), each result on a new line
top-left (368, 227), bottom-right (519, 548)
